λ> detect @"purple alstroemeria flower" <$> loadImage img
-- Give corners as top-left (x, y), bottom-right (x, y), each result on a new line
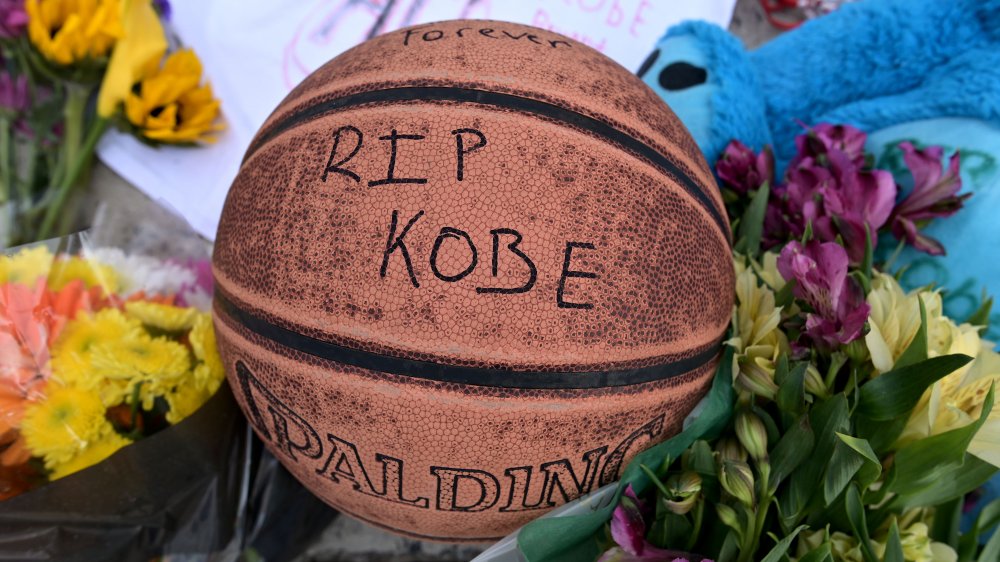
top-left (716, 140), bottom-right (774, 194)
top-left (889, 142), bottom-right (969, 256)
top-left (778, 240), bottom-right (870, 350)
top-left (610, 484), bottom-right (647, 556)
top-left (0, 70), bottom-right (27, 114)
top-left (822, 149), bottom-right (897, 263)
top-left (793, 123), bottom-right (868, 167)
top-left (0, 0), bottom-right (27, 39)
top-left (598, 485), bottom-right (714, 562)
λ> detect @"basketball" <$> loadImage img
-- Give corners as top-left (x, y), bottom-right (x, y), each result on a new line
top-left (212, 20), bottom-right (733, 542)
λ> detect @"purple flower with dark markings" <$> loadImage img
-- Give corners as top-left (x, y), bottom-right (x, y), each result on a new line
top-left (889, 142), bottom-right (969, 256)
top-left (0, 70), bottom-right (27, 114)
top-left (793, 123), bottom-right (868, 167)
top-left (778, 240), bottom-right (870, 350)
top-left (716, 140), bottom-right (774, 194)
top-left (598, 485), bottom-right (714, 562)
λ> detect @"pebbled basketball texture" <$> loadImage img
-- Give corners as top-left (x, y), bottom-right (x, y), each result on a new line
top-left (213, 20), bottom-right (734, 542)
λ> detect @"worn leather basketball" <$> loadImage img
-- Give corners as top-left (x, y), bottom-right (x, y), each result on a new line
top-left (212, 20), bottom-right (733, 542)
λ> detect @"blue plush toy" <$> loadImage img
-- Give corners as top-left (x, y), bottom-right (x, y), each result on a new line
top-left (638, 0), bottom-right (1000, 537)
top-left (639, 0), bottom-right (1000, 341)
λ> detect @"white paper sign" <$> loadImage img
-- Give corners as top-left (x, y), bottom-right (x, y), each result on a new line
top-left (97, 0), bottom-right (736, 239)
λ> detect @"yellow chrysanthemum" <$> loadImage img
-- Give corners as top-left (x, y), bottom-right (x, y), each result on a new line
top-left (125, 301), bottom-right (198, 332)
top-left (189, 313), bottom-right (223, 391)
top-left (0, 246), bottom-right (53, 285)
top-left (165, 381), bottom-right (212, 425)
top-left (26, 0), bottom-right (123, 67)
top-left (90, 333), bottom-right (191, 408)
top-left (51, 308), bottom-right (142, 391)
top-left (865, 273), bottom-right (923, 374)
top-left (124, 49), bottom-right (223, 144)
top-left (47, 256), bottom-right (120, 293)
top-left (49, 430), bottom-right (131, 480)
top-left (20, 385), bottom-right (110, 468)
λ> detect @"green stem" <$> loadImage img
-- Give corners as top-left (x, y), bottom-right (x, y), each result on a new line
top-left (686, 499), bottom-right (705, 552)
top-left (19, 135), bottom-right (39, 204)
top-left (0, 116), bottom-right (10, 206)
top-left (738, 464), bottom-right (773, 562)
top-left (37, 83), bottom-right (108, 240)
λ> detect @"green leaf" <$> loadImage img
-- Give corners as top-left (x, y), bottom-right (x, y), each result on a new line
top-left (769, 414), bottom-right (815, 492)
top-left (860, 227), bottom-right (874, 294)
top-left (797, 542), bottom-right (833, 562)
top-left (883, 519), bottom-right (904, 562)
top-left (857, 414), bottom-right (909, 455)
top-left (517, 348), bottom-right (735, 562)
top-left (737, 180), bottom-right (770, 258)
top-left (892, 453), bottom-right (997, 509)
top-left (775, 278), bottom-right (797, 308)
top-left (783, 396), bottom-right (849, 527)
top-left (845, 483), bottom-right (879, 562)
top-left (967, 291), bottom-right (994, 335)
top-left (759, 525), bottom-right (809, 562)
top-left (929, 497), bottom-right (962, 546)
top-left (890, 385), bottom-right (995, 498)
top-left (823, 433), bottom-right (879, 506)
top-left (777, 362), bottom-right (808, 424)
top-left (980, 517), bottom-right (1000, 562)
top-left (958, 497), bottom-right (1000, 561)
top-left (856, 354), bottom-right (972, 421)
top-left (894, 297), bottom-right (928, 369)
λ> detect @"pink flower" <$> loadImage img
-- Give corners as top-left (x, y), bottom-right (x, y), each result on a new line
top-left (777, 241), bottom-right (870, 350)
top-left (610, 485), bottom-right (647, 556)
top-left (716, 140), bottom-right (774, 194)
top-left (0, 0), bottom-right (27, 39)
top-left (766, 131), bottom-right (895, 263)
top-left (821, 149), bottom-right (896, 262)
top-left (889, 142), bottom-right (969, 256)
top-left (0, 71), bottom-right (27, 114)
top-left (793, 123), bottom-right (868, 167)
top-left (599, 485), bottom-right (713, 562)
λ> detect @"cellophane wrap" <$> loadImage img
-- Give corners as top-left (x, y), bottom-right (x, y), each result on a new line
top-left (0, 209), bottom-right (335, 561)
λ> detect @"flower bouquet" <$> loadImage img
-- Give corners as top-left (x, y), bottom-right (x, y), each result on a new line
top-left (0, 0), bottom-right (222, 247)
top-left (0, 220), bottom-right (336, 560)
top-left (514, 124), bottom-right (999, 562)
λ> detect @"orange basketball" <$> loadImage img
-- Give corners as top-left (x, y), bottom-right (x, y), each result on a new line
top-left (212, 20), bottom-right (733, 542)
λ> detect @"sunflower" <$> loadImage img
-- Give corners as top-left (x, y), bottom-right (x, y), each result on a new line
top-left (20, 385), bottom-right (110, 468)
top-left (125, 301), bottom-right (198, 332)
top-left (25, 0), bottom-right (123, 67)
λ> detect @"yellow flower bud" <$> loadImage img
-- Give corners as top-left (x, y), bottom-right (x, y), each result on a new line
top-left (716, 437), bottom-right (748, 463)
top-left (663, 471), bottom-right (702, 515)
top-left (719, 460), bottom-right (755, 507)
top-left (804, 364), bottom-right (830, 398)
top-left (736, 356), bottom-right (779, 400)
top-left (735, 410), bottom-right (769, 462)
top-left (716, 503), bottom-right (741, 532)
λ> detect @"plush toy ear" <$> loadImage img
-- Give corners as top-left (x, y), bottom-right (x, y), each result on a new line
top-left (639, 21), bottom-right (771, 169)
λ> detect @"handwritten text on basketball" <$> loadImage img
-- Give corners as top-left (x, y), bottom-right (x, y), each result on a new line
top-left (400, 26), bottom-right (573, 49)
top-left (320, 124), bottom-right (599, 310)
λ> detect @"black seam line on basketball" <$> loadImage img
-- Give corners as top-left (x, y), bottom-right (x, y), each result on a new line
top-left (214, 290), bottom-right (721, 389)
top-left (244, 86), bottom-right (730, 244)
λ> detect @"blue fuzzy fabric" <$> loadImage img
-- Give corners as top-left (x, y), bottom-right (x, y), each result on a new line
top-left (642, 0), bottom-right (1000, 543)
